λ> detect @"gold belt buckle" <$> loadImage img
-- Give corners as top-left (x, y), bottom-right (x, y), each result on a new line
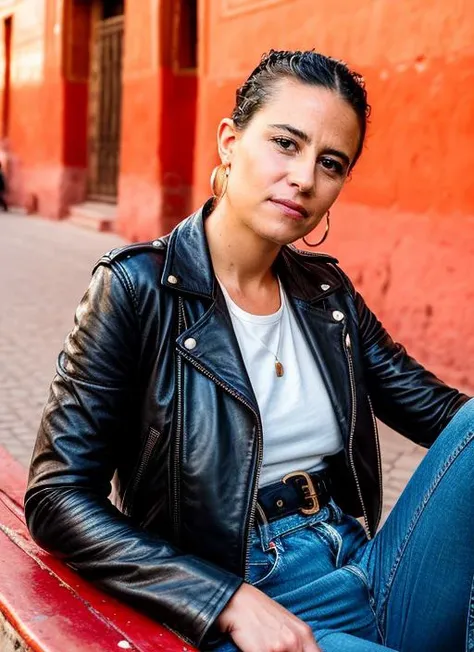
top-left (282, 470), bottom-right (320, 515)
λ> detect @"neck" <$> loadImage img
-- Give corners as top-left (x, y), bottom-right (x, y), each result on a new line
top-left (205, 199), bottom-right (281, 291)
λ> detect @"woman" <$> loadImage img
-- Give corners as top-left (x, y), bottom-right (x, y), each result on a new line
top-left (26, 50), bottom-right (473, 652)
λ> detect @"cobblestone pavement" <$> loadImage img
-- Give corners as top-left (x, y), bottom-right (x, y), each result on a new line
top-left (0, 211), bottom-right (427, 521)
top-left (0, 211), bottom-right (124, 469)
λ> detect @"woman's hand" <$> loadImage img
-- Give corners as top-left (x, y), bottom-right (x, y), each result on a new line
top-left (217, 583), bottom-right (321, 651)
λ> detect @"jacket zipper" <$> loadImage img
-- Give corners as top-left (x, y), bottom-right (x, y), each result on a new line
top-left (178, 347), bottom-right (263, 579)
top-left (124, 427), bottom-right (161, 514)
top-left (367, 393), bottom-right (383, 528)
top-left (343, 330), bottom-right (372, 539)
top-left (172, 298), bottom-right (186, 542)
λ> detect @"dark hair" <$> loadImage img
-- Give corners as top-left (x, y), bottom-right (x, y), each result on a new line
top-left (231, 49), bottom-right (371, 168)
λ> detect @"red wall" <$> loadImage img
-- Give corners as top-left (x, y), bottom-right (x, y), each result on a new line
top-left (0, 0), bottom-right (197, 229)
top-left (1, 0), bottom-right (472, 390)
top-left (117, 0), bottom-right (197, 241)
top-left (62, 0), bottom-right (92, 207)
top-left (195, 0), bottom-right (474, 214)
top-left (0, 0), bottom-right (69, 217)
top-left (193, 0), bottom-right (474, 392)
top-left (116, 1), bottom-right (162, 240)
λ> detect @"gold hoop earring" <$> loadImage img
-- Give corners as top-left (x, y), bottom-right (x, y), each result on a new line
top-left (302, 211), bottom-right (330, 248)
top-left (210, 163), bottom-right (230, 201)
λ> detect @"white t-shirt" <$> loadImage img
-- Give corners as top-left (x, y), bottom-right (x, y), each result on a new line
top-left (218, 279), bottom-right (343, 487)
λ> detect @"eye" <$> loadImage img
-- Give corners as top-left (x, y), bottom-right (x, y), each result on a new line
top-left (272, 137), bottom-right (298, 153)
top-left (319, 156), bottom-right (345, 176)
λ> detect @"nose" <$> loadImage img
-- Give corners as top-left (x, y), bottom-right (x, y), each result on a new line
top-left (287, 155), bottom-right (316, 194)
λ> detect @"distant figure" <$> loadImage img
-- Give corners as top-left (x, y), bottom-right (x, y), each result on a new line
top-left (0, 162), bottom-right (8, 211)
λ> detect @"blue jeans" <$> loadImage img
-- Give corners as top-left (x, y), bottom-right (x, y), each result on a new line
top-left (215, 399), bottom-right (474, 651)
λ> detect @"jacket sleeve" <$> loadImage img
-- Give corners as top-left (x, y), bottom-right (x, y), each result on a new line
top-left (24, 263), bottom-right (242, 648)
top-left (352, 288), bottom-right (470, 447)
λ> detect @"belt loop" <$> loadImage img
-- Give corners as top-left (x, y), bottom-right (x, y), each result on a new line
top-left (255, 503), bottom-right (271, 551)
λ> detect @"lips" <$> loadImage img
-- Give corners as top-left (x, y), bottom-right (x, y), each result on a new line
top-left (270, 198), bottom-right (309, 219)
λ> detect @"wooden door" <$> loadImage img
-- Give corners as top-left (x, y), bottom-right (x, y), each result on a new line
top-left (87, 14), bottom-right (124, 201)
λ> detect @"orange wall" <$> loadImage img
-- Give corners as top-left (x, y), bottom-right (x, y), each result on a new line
top-left (116, 1), bottom-right (162, 240)
top-left (194, 0), bottom-right (474, 391)
top-left (195, 0), bottom-right (474, 213)
top-left (0, 0), bottom-right (197, 231)
top-left (1, 0), bottom-right (472, 389)
top-left (117, 0), bottom-right (197, 241)
top-left (0, 0), bottom-right (70, 216)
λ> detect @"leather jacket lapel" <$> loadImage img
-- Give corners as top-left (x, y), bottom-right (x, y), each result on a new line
top-left (287, 297), bottom-right (351, 446)
top-left (165, 202), bottom-right (350, 434)
top-left (176, 289), bottom-right (259, 415)
top-left (161, 200), bottom-right (215, 298)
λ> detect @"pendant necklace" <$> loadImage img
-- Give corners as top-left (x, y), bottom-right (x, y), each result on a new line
top-left (271, 316), bottom-right (285, 377)
top-left (249, 298), bottom-right (285, 377)
top-left (218, 276), bottom-right (285, 377)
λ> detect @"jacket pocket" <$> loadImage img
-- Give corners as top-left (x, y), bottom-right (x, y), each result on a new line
top-left (123, 426), bottom-right (161, 515)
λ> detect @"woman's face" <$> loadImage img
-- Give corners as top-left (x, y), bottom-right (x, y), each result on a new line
top-left (217, 78), bottom-right (361, 245)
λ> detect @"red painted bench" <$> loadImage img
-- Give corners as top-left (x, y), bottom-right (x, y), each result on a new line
top-left (0, 447), bottom-right (197, 652)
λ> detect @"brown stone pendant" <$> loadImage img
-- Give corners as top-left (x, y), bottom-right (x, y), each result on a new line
top-left (275, 360), bottom-right (284, 377)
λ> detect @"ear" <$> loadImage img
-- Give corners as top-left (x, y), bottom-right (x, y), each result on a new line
top-left (216, 118), bottom-right (239, 163)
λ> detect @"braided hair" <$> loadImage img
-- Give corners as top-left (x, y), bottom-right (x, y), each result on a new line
top-left (231, 50), bottom-right (371, 168)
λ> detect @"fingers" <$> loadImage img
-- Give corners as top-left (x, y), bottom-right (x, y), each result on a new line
top-left (299, 621), bottom-right (321, 652)
top-left (230, 609), bottom-right (319, 652)
top-left (218, 582), bottom-right (320, 652)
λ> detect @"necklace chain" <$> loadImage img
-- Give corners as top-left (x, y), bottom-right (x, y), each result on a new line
top-left (218, 276), bottom-right (286, 377)
top-left (247, 309), bottom-right (285, 377)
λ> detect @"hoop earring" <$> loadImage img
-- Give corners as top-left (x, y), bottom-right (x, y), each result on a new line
top-left (210, 163), bottom-right (230, 201)
top-left (302, 211), bottom-right (330, 248)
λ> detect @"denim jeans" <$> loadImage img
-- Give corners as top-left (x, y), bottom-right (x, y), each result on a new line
top-left (215, 398), bottom-right (474, 651)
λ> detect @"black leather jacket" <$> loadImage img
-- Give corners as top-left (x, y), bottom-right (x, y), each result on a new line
top-left (25, 201), bottom-right (469, 647)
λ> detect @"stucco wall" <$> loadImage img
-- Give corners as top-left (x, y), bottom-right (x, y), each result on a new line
top-left (117, 0), bottom-right (198, 241)
top-left (1, 0), bottom-right (472, 389)
top-left (0, 0), bottom-right (68, 217)
top-left (194, 0), bottom-right (474, 391)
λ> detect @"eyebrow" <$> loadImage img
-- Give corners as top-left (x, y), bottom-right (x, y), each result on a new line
top-left (269, 123), bottom-right (351, 168)
top-left (324, 148), bottom-right (351, 168)
top-left (270, 123), bottom-right (310, 143)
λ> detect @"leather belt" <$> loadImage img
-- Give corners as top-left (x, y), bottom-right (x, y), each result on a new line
top-left (257, 468), bottom-right (333, 523)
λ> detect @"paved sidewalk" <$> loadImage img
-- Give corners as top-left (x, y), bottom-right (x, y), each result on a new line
top-left (0, 211), bottom-right (124, 468)
top-left (0, 211), bottom-right (427, 521)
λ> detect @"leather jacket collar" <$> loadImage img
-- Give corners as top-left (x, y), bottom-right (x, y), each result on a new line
top-left (161, 199), bottom-right (342, 304)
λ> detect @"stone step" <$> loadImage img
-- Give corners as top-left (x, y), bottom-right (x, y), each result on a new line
top-left (68, 201), bottom-right (117, 233)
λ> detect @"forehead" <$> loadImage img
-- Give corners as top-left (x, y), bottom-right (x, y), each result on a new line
top-left (248, 78), bottom-right (361, 157)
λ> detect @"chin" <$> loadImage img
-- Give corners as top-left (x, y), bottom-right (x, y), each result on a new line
top-left (247, 210), bottom-right (305, 246)
top-left (259, 226), bottom-right (301, 247)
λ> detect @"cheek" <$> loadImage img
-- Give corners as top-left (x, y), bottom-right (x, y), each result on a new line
top-left (234, 144), bottom-right (284, 187)
top-left (329, 181), bottom-right (345, 203)
top-left (318, 173), bottom-right (346, 203)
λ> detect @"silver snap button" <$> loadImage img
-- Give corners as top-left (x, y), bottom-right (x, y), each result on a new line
top-left (184, 337), bottom-right (197, 350)
top-left (332, 310), bottom-right (344, 322)
top-left (320, 284), bottom-right (330, 291)
top-left (167, 275), bottom-right (178, 285)
top-left (152, 239), bottom-right (161, 247)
